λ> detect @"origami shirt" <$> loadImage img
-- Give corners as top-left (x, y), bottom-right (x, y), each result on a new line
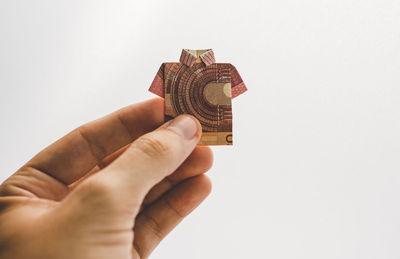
top-left (148, 49), bottom-right (247, 145)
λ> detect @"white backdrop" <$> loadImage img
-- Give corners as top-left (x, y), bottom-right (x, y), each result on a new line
top-left (1, 0), bottom-right (400, 258)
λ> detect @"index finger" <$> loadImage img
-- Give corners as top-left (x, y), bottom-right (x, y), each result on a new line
top-left (24, 98), bottom-right (164, 185)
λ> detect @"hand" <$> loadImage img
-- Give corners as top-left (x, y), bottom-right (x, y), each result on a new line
top-left (0, 98), bottom-right (213, 259)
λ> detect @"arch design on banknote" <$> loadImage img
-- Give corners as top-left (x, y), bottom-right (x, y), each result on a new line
top-left (167, 63), bottom-right (232, 132)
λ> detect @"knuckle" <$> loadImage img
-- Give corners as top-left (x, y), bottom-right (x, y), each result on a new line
top-left (0, 182), bottom-right (12, 197)
top-left (76, 125), bottom-right (108, 161)
top-left (86, 179), bottom-right (113, 195)
top-left (78, 179), bottom-right (116, 206)
top-left (142, 212), bottom-right (164, 241)
top-left (134, 135), bottom-right (171, 158)
top-left (74, 178), bottom-right (140, 217)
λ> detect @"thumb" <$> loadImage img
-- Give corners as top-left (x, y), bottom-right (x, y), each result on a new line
top-left (59, 115), bottom-right (202, 225)
top-left (96, 114), bottom-right (202, 199)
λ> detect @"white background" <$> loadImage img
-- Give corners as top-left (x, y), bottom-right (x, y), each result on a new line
top-left (1, 0), bottom-right (400, 258)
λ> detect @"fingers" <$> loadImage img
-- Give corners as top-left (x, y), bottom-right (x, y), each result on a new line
top-left (143, 146), bottom-right (213, 206)
top-left (68, 145), bottom-right (131, 191)
top-left (24, 98), bottom-right (164, 185)
top-left (70, 146), bottom-right (212, 208)
top-left (94, 114), bottom-right (202, 199)
top-left (63, 114), bottom-right (203, 220)
top-left (133, 174), bottom-right (212, 259)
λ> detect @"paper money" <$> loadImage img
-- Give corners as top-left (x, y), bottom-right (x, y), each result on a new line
top-left (149, 49), bottom-right (247, 146)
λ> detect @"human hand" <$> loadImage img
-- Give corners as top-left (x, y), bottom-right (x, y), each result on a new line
top-left (0, 98), bottom-right (213, 259)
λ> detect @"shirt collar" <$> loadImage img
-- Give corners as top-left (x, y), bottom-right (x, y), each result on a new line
top-left (179, 49), bottom-right (216, 67)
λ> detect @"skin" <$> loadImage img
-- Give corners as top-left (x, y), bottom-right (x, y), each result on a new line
top-left (0, 98), bottom-right (213, 259)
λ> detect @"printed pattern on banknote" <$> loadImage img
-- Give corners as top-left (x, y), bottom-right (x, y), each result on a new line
top-left (149, 49), bottom-right (247, 145)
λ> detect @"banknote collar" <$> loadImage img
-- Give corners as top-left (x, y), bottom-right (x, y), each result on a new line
top-left (179, 49), bottom-right (216, 67)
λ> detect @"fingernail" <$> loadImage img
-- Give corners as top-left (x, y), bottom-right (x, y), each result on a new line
top-left (167, 115), bottom-right (199, 140)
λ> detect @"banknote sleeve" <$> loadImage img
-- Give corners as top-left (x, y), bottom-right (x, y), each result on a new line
top-left (148, 63), bottom-right (165, 98)
top-left (230, 65), bottom-right (248, 99)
